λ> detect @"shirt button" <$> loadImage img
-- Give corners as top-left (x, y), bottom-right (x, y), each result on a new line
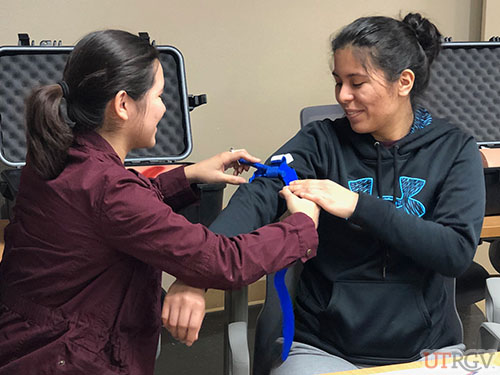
top-left (306, 249), bottom-right (312, 257)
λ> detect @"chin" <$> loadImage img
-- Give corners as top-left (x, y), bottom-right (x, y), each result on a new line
top-left (349, 123), bottom-right (373, 135)
top-left (134, 139), bottom-right (156, 150)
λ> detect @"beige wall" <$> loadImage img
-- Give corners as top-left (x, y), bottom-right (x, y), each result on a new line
top-left (0, 0), bottom-right (485, 295)
top-left (0, 1), bottom-right (482, 205)
top-left (482, 0), bottom-right (500, 39)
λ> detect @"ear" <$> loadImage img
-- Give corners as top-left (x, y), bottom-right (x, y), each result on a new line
top-left (398, 69), bottom-right (415, 98)
top-left (111, 90), bottom-right (130, 121)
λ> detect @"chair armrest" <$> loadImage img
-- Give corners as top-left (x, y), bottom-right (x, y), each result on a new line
top-left (156, 334), bottom-right (162, 360)
top-left (479, 322), bottom-right (500, 350)
top-left (228, 321), bottom-right (250, 375)
top-left (485, 278), bottom-right (500, 322)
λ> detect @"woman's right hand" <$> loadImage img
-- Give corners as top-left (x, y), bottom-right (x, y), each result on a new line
top-left (280, 186), bottom-right (320, 228)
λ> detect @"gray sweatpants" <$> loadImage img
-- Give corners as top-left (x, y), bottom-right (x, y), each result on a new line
top-left (270, 340), bottom-right (465, 375)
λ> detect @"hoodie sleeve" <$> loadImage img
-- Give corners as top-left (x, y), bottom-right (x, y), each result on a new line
top-left (209, 121), bottom-right (334, 236)
top-left (349, 136), bottom-right (485, 277)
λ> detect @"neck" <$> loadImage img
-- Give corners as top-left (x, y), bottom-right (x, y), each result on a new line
top-left (97, 128), bottom-right (129, 163)
top-left (373, 103), bottom-right (414, 142)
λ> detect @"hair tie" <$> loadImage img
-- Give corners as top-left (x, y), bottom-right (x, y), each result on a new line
top-left (58, 81), bottom-right (70, 99)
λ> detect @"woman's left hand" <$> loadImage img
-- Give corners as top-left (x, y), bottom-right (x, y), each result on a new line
top-left (162, 279), bottom-right (206, 347)
top-left (288, 179), bottom-right (359, 219)
top-left (184, 149), bottom-right (261, 185)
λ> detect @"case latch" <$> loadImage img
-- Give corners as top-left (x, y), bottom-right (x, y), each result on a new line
top-left (188, 94), bottom-right (207, 111)
top-left (18, 33), bottom-right (31, 46)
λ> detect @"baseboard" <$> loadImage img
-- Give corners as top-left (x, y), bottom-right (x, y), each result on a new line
top-left (205, 277), bottom-right (266, 312)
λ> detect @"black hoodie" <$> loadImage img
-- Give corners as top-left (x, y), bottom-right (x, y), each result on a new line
top-left (209, 109), bottom-right (485, 365)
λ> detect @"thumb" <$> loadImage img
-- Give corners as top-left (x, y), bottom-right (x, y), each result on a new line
top-left (221, 174), bottom-right (247, 185)
top-left (279, 186), bottom-right (293, 200)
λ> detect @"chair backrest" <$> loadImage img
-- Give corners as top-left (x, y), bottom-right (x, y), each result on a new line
top-left (299, 104), bottom-right (345, 127)
top-left (252, 104), bottom-right (464, 374)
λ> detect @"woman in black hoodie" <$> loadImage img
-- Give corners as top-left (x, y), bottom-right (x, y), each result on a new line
top-left (169, 13), bottom-right (486, 374)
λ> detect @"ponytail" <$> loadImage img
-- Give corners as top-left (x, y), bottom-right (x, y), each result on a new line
top-left (25, 84), bottom-right (73, 180)
top-left (402, 13), bottom-right (442, 67)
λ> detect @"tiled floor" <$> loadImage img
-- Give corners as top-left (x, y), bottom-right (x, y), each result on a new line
top-left (154, 302), bottom-right (488, 374)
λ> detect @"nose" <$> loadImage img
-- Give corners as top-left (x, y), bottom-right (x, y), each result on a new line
top-left (336, 84), bottom-right (354, 104)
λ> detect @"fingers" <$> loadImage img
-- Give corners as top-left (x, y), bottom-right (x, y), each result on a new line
top-left (186, 307), bottom-right (206, 346)
top-left (227, 149), bottom-right (261, 165)
top-left (163, 304), bottom-right (202, 346)
top-left (297, 192), bottom-right (324, 207)
top-left (279, 186), bottom-right (293, 200)
top-left (175, 308), bottom-right (191, 345)
top-left (289, 179), bottom-right (314, 191)
top-left (161, 281), bottom-right (206, 346)
top-left (232, 163), bottom-right (250, 176)
top-left (163, 303), bottom-right (181, 341)
top-left (217, 173), bottom-right (247, 185)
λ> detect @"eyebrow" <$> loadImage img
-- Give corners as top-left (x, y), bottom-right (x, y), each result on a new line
top-left (332, 71), bottom-right (368, 78)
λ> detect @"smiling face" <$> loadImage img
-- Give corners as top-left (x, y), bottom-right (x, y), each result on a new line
top-left (132, 60), bottom-right (166, 149)
top-left (333, 47), bottom-right (413, 142)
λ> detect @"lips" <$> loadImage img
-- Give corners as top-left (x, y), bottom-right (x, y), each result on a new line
top-left (344, 109), bottom-right (363, 120)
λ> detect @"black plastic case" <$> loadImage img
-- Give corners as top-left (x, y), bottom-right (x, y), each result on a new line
top-left (420, 41), bottom-right (500, 216)
top-left (0, 33), bottom-right (223, 224)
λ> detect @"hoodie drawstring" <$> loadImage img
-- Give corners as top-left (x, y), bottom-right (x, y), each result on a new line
top-left (393, 145), bottom-right (400, 203)
top-left (374, 142), bottom-right (383, 198)
top-left (374, 142), bottom-right (401, 279)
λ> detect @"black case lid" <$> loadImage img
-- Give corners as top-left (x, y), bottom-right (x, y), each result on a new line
top-left (0, 44), bottom-right (193, 167)
top-left (420, 41), bottom-right (500, 145)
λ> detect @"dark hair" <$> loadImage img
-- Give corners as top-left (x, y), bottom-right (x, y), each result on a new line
top-left (331, 13), bottom-right (441, 108)
top-left (25, 30), bottom-right (159, 179)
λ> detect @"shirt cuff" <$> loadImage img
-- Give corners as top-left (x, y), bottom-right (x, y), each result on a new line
top-left (157, 166), bottom-right (200, 208)
top-left (282, 212), bottom-right (318, 262)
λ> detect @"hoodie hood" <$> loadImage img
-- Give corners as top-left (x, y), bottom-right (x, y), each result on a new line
top-left (339, 107), bottom-right (459, 161)
top-left (333, 108), bottom-right (461, 205)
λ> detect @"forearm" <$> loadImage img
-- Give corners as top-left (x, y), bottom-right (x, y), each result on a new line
top-left (200, 212), bottom-right (318, 289)
top-left (153, 166), bottom-right (199, 210)
top-left (350, 193), bottom-right (483, 276)
top-left (209, 177), bottom-right (286, 236)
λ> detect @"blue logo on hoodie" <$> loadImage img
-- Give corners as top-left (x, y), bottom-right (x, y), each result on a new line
top-left (348, 176), bottom-right (426, 217)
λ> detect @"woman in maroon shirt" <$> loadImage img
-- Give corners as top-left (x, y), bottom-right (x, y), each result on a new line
top-left (0, 30), bottom-right (319, 375)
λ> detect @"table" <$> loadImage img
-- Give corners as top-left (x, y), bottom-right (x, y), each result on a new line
top-left (481, 216), bottom-right (500, 239)
top-left (324, 351), bottom-right (500, 374)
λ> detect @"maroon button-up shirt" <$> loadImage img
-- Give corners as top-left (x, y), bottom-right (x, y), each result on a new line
top-left (0, 131), bottom-right (317, 374)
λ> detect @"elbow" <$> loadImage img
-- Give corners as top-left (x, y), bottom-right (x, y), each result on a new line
top-left (440, 242), bottom-right (477, 278)
top-left (443, 259), bottom-right (473, 278)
